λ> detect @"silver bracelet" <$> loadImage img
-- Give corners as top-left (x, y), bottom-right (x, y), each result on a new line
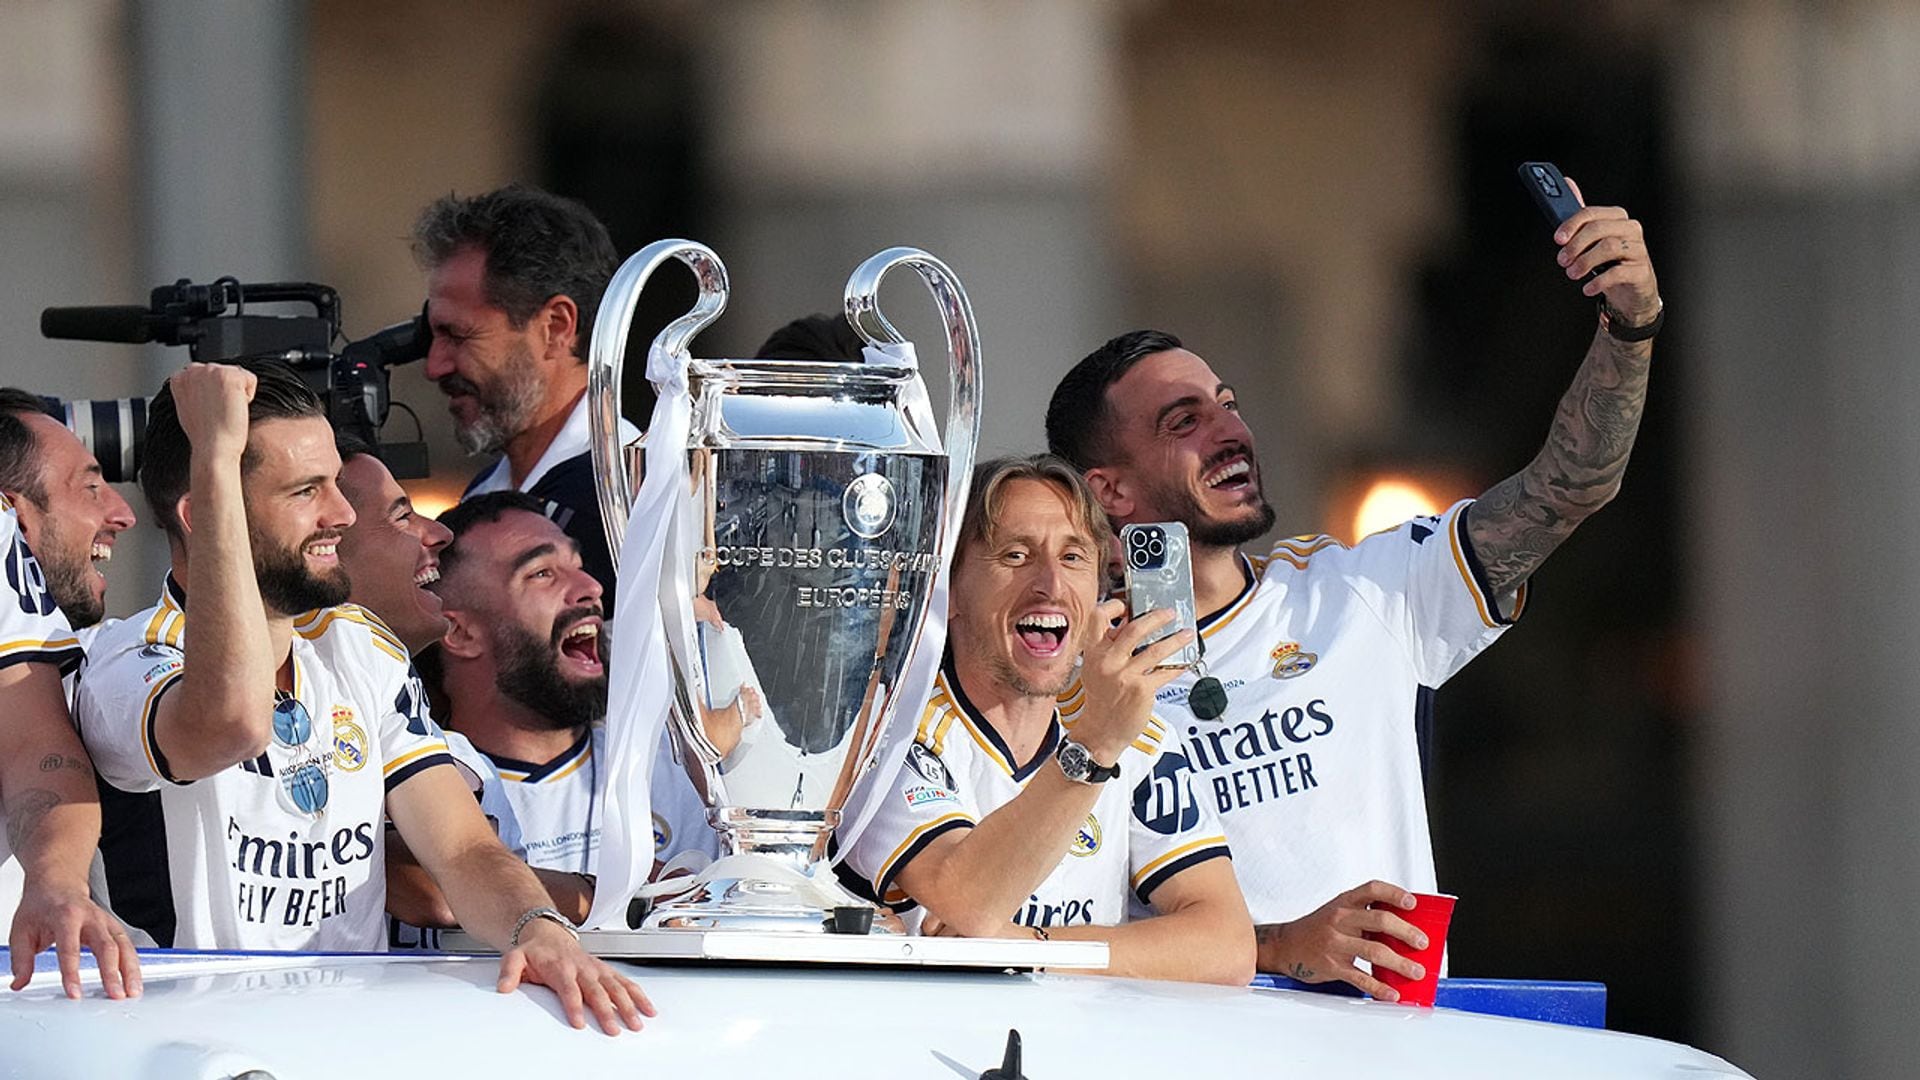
top-left (509, 906), bottom-right (579, 949)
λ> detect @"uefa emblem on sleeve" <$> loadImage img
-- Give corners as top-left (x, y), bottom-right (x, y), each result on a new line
top-left (842, 473), bottom-right (896, 540)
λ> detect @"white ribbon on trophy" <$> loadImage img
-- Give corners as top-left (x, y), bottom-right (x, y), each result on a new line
top-left (833, 340), bottom-right (952, 862)
top-left (583, 342), bottom-right (686, 930)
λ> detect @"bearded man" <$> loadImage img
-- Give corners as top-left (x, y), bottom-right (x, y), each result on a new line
top-left (413, 185), bottom-right (638, 601)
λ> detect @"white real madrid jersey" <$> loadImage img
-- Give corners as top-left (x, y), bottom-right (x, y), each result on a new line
top-left (0, 495), bottom-right (84, 868)
top-left (73, 577), bottom-right (456, 951)
top-left (480, 725), bottom-right (603, 875)
top-left (1108, 499), bottom-right (1521, 926)
top-left (843, 662), bottom-right (1231, 931)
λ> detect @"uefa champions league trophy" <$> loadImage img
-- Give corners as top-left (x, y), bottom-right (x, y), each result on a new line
top-left (586, 242), bottom-right (980, 935)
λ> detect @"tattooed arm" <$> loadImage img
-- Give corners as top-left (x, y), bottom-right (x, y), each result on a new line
top-left (0, 661), bottom-right (140, 999)
top-left (1252, 880), bottom-right (1428, 1001)
top-left (1467, 188), bottom-right (1661, 602)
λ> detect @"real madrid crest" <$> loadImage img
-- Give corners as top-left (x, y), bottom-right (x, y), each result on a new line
top-left (1269, 641), bottom-right (1318, 680)
top-left (331, 706), bottom-right (368, 772)
top-left (1070, 813), bottom-right (1102, 858)
top-left (843, 472), bottom-right (896, 539)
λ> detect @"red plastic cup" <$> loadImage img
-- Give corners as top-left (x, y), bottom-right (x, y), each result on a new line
top-left (1364, 892), bottom-right (1455, 1007)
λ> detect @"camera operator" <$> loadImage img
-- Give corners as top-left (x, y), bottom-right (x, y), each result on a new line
top-left (412, 185), bottom-right (638, 601)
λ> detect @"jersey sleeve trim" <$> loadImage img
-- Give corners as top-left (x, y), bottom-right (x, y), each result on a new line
top-left (1449, 502), bottom-right (1528, 628)
top-left (0, 638), bottom-right (84, 675)
top-left (876, 812), bottom-right (975, 899)
top-left (1131, 835), bottom-right (1232, 904)
top-left (383, 750), bottom-right (456, 793)
top-left (139, 668), bottom-right (189, 785)
top-left (295, 606), bottom-right (410, 664)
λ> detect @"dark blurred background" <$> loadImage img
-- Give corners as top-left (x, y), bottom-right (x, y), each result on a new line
top-left (10, 3), bottom-right (1917, 1075)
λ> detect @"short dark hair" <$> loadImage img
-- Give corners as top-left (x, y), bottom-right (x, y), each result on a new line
top-left (139, 359), bottom-right (326, 540)
top-left (435, 490), bottom-right (551, 584)
top-left (333, 427), bottom-right (379, 464)
top-left (1044, 329), bottom-right (1185, 470)
top-left (754, 314), bottom-right (867, 362)
top-left (0, 387), bottom-right (59, 504)
top-left (411, 185), bottom-right (618, 361)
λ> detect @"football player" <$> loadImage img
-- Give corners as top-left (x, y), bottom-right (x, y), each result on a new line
top-left (73, 361), bottom-right (653, 1033)
top-left (840, 456), bottom-right (1254, 985)
top-left (0, 391), bottom-right (141, 1000)
top-left (1045, 189), bottom-right (1660, 998)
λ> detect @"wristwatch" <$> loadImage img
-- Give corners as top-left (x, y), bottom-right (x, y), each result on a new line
top-left (510, 906), bottom-right (580, 948)
top-left (1055, 737), bottom-right (1120, 785)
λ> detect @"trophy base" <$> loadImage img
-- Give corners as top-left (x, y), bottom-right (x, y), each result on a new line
top-left (632, 852), bottom-right (905, 935)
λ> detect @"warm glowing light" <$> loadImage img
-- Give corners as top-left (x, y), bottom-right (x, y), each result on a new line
top-left (1352, 478), bottom-right (1441, 541)
top-left (405, 489), bottom-right (461, 521)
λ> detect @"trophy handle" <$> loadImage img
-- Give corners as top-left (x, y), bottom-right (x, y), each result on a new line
top-left (587, 240), bottom-right (729, 569)
top-left (843, 247), bottom-right (984, 538)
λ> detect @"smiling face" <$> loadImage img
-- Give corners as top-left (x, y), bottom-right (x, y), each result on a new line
top-left (7, 413), bottom-right (136, 627)
top-left (437, 509), bottom-right (606, 729)
top-left (423, 245), bottom-right (547, 455)
top-left (337, 453), bottom-right (452, 653)
top-left (949, 477), bottom-right (1104, 700)
top-left (1086, 348), bottom-right (1276, 547)
top-left (237, 417), bottom-right (355, 617)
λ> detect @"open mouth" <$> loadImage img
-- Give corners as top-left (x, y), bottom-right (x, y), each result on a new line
top-left (305, 539), bottom-right (339, 562)
top-left (1203, 454), bottom-right (1254, 493)
top-left (413, 565), bottom-right (440, 588)
top-left (558, 620), bottom-right (603, 672)
top-left (1013, 611), bottom-right (1069, 658)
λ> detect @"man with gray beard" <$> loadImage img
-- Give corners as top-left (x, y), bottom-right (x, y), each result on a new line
top-left (413, 185), bottom-right (639, 602)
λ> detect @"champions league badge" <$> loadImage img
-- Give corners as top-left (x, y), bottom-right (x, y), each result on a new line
top-left (906, 742), bottom-right (954, 791)
top-left (1270, 641), bottom-right (1318, 680)
top-left (843, 472), bottom-right (896, 540)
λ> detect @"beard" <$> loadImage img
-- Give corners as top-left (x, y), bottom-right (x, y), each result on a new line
top-left (949, 614), bottom-right (1078, 699)
top-left (493, 609), bottom-right (606, 730)
top-left (252, 526), bottom-right (352, 616)
top-left (1137, 448), bottom-right (1277, 548)
top-left (34, 518), bottom-right (104, 629)
top-left (445, 339), bottom-right (543, 456)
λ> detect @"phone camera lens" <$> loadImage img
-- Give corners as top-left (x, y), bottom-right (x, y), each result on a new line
top-left (1129, 549), bottom-right (1151, 569)
top-left (1148, 539), bottom-right (1164, 557)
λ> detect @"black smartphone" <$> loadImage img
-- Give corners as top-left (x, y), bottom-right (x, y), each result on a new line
top-left (1518, 161), bottom-right (1582, 226)
top-left (1518, 161), bottom-right (1617, 285)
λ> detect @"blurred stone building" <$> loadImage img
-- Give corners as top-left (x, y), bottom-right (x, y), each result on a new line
top-left (4, 3), bottom-right (1918, 1075)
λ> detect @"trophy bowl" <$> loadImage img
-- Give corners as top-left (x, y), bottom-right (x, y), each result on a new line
top-left (588, 243), bottom-right (980, 934)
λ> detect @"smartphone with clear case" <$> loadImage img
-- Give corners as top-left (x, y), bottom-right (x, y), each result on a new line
top-left (1119, 522), bottom-right (1202, 669)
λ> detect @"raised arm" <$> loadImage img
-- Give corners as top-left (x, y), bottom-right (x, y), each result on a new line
top-left (1467, 189), bottom-right (1662, 600)
top-left (385, 765), bottom-right (651, 1034)
top-left (154, 364), bottom-right (280, 779)
top-left (1, 662), bottom-right (141, 1000)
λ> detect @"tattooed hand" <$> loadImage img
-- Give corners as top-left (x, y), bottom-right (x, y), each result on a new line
top-left (1253, 880), bottom-right (1428, 1002)
top-left (1467, 183), bottom-right (1658, 598)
